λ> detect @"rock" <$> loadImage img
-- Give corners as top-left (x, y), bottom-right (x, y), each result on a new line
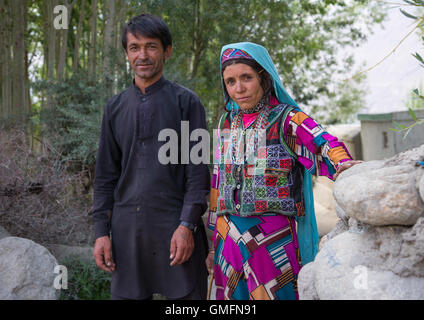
top-left (0, 226), bottom-right (10, 240)
top-left (298, 218), bottom-right (424, 299)
top-left (334, 163), bottom-right (424, 226)
top-left (297, 262), bottom-right (318, 300)
top-left (335, 203), bottom-right (349, 222)
top-left (318, 218), bottom-right (349, 251)
top-left (419, 175), bottom-right (424, 204)
top-left (299, 145), bottom-right (424, 300)
top-left (0, 237), bottom-right (59, 300)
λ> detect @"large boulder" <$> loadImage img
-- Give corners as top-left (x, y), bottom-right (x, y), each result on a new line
top-left (299, 144), bottom-right (424, 300)
top-left (299, 218), bottom-right (424, 299)
top-left (333, 147), bottom-right (424, 226)
top-left (0, 237), bottom-right (59, 300)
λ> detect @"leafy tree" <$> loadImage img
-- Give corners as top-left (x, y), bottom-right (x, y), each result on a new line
top-left (390, 0), bottom-right (424, 137)
top-left (10, 0), bottom-right (387, 169)
top-left (130, 0), bottom-right (386, 126)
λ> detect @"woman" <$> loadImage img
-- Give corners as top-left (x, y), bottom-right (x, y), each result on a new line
top-left (206, 42), bottom-right (361, 300)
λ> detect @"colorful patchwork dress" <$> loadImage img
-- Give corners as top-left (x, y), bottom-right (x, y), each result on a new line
top-left (207, 97), bottom-right (352, 300)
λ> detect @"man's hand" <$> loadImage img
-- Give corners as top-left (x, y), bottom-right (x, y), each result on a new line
top-left (93, 236), bottom-right (116, 273)
top-left (169, 225), bottom-right (194, 266)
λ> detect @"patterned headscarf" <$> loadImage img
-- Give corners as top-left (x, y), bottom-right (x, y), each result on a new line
top-left (221, 48), bottom-right (253, 64)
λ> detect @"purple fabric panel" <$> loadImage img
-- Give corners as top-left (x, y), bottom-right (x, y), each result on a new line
top-left (295, 125), bottom-right (318, 154)
top-left (322, 133), bottom-right (337, 142)
top-left (318, 161), bottom-right (330, 177)
top-left (297, 156), bottom-right (313, 171)
top-left (258, 215), bottom-right (289, 235)
top-left (222, 233), bottom-right (244, 272)
top-left (212, 174), bottom-right (218, 188)
top-left (214, 266), bottom-right (227, 300)
top-left (284, 243), bottom-right (301, 275)
top-left (302, 117), bottom-right (318, 129)
top-left (248, 245), bottom-right (281, 284)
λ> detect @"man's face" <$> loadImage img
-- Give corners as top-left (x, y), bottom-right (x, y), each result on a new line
top-left (125, 32), bottom-right (172, 84)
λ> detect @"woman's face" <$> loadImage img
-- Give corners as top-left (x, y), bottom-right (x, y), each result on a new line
top-left (223, 63), bottom-right (264, 111)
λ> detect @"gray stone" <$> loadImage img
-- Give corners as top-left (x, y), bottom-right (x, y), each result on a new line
top-left (298, 218), bottom-right (424, 299)
top-left (299, 145), bottom-right (424, 300)
top-left (334, 164), bottom-right (423, 226)
top-left (298, 262), bottom-right (319, 300)
top-left (419, 174), bottom-right (424, 204)
top-left (0, 237), bottom-right (59, 300)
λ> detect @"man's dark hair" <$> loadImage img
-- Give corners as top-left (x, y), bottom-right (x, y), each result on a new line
top-left (122, 14), bottom-right (172, 51)
top-left (221, 58), bottom-right (275, 109)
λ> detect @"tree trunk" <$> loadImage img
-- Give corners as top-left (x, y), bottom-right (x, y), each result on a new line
top-left (88, 0), bottom-right (98, 82)
top-left (115, 0), bottom-right (127, 88)
top-left (57, 0), bottom-right (77, 82)
top-left (0, 0), bottom-right (12, 119)
top-left (103, 0), bottom-right (115, 92)
top-left (46, 0), bottom-right (56, 82)
top-left (45, 0), bottom-right (57, 110)
top-left (11, 0), bottom-right (28, 118)
top-left (73, 0), bottom-right (87, 74)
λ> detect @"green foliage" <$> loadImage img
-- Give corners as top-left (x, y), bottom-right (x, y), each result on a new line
top-left (32, 73), bottom-right (112, 168)
top-left (59, 255), bottom-right (111, 300)
top-left (391, 0), bottom-right (424, 137)
top-left (28, 0), bottom-right (387, 166)
top-left (128, 0), bottom-right (386, 125)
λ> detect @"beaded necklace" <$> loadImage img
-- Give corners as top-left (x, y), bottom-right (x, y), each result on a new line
top-left (230, 103), bottom-right (270, 165)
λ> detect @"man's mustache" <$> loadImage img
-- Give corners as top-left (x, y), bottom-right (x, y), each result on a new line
top-left (135, 59), bottom-right (154, 66)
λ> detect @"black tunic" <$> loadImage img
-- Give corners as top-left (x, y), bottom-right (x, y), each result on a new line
top-left (92, 76), bottom-right (210, 299)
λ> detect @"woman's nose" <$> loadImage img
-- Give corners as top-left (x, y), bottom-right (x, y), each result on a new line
top-left (235, 81), bottom-right (244, 93)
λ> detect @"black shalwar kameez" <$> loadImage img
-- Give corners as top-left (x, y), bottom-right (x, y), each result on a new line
top-left (92, 76), bottom-right (210, 299)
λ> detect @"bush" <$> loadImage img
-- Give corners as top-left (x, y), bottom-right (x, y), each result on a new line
top-left (0, 126), bottom-right (94, 246)
top-left (32, 73), bottom-right (108, 169)
top-left (59, 255), bottom-right (111, 300)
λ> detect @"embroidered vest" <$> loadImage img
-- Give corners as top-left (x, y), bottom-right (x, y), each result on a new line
top-left (215, 104), bottom-right (305, 217)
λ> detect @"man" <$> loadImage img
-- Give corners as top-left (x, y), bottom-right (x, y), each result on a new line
top-left (92, 14), bottom-right (210, 300)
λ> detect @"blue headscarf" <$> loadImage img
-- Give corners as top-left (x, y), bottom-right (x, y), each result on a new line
top-left (220, 42), bottom-right (319, 265)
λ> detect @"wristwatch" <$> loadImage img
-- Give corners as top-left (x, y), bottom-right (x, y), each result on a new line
top-left (180, 221), bottom-right (197, 232)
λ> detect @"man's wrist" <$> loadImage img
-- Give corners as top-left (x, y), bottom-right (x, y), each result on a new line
top-left (179, 220), bottom-right (197, 232)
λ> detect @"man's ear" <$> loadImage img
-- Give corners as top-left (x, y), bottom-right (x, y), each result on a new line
top-left (164, 45), bottom-right (172, 61)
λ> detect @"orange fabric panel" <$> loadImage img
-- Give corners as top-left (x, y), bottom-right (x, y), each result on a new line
top-left (328, 146), bottom-right (350, 165)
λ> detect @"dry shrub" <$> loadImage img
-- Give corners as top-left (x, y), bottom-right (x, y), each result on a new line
top-left (0, 127), bottom-right (94, 246)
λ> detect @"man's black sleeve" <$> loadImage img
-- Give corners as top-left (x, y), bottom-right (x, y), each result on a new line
top-left (92, 101), bottom-right (122, 240)
top-left (179, 95), bottom-right (211, 226)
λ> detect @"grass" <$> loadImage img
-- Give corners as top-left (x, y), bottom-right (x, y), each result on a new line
top-left (59, 255), bottom-right (111, 300)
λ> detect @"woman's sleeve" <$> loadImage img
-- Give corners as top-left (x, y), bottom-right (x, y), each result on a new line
top-left (282, 109), bottom-right (353, 180)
